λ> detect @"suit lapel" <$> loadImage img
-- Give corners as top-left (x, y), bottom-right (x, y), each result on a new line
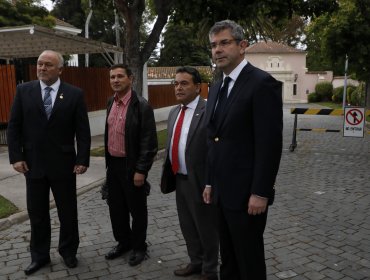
top-left (205, 80), bottom-right (222, 125)
top-left (31, 81), bottom-right (45, 116)
top-left (49, 83), bottom-right (65, 119)
top-left (215, 63), bottom-right (254, 130)
top-left (186, 98), bottom-right (205, 149)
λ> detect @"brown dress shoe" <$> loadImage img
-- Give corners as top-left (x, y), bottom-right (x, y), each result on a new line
top-left (174, 263), bottom-right (202, 276)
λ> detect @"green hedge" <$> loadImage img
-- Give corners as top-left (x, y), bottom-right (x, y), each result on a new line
top-left (308, 92), bottom-right (320, 102)
top-left (315, 81), bottom-right (333, 101)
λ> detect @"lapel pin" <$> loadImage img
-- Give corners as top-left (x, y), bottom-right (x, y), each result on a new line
top-left (60, 93), bottom-right (64, 99)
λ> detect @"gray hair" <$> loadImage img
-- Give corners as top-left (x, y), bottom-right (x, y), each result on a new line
top-left (209, 20), bottom-right (245, 41)
top-left (41, 50), bottom-right (64, 68)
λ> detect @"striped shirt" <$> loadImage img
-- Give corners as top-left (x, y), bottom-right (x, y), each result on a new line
top-left (107, 91), bottom-right (132, 157)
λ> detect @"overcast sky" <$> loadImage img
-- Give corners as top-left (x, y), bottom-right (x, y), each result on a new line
top-left (40, 0), bottom-right (53, 11)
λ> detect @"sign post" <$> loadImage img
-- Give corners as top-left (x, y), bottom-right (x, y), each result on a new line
top-left (343, 107), bottom-right (365, 137)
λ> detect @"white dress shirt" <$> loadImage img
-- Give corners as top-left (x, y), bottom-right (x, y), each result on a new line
top-left (170, 95), bottom-right (200, 175)
top-left (40, 78), bottom-right (61, 107)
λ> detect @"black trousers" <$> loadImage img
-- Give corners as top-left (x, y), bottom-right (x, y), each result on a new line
top-left (106, 157), bottom-right (148, 251)
top-left (26, 175), bottom-right (79, 262)
top-left (219, 205), bottom-right (268, 280)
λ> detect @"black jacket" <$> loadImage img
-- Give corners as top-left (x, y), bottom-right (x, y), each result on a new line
top-left (104, 90), bottom-right (158, 177)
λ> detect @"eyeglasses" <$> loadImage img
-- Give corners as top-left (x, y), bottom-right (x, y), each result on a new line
top-left (210, 39), bottom-right (240, 50)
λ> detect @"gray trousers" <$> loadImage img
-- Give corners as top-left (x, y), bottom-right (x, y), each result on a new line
top-left (175, 175), bottom-right (219, 275)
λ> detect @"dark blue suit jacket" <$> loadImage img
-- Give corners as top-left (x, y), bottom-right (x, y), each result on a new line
top-left (206, 63), bottom-right (283, 210)
top-left (7, 80), bottom-right (91, 179)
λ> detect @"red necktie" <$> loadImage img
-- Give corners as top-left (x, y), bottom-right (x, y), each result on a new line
top-left (171, 106), bottom-right (187, 174)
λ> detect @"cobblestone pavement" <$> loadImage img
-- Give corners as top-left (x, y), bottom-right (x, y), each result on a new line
top-left (0, 109), bottom-right (369, 280)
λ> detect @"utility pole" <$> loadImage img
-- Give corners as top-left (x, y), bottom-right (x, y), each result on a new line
top-left (85, 0), bottom-right (93, 67)
top-left (113, 0), bottom-right (121, 63)
top-left (342, 54), bottom-right (348, 108)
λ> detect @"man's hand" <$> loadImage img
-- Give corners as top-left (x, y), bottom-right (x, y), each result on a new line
top-left (13, 161), bottom-right (29, 173)
top-left (248, 194), bottom-right (268, 215)
top-left (74, 165), bottom-right (88, 175)
top-left (133, 172), bottom-right (145, 187)
top-left (203, 186), bottom-right (212, 204)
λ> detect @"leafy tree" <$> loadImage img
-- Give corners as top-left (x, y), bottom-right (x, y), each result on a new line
top-left (0, 0), bottom-right (54, 27)
top-left (305, 0), bottom-right (370, 107)
top-left (156, 21), bottom-right (211, 66)
top-left (113, 0), bottom-right (173, 94)
top-left (51, 0), bottom-right (85, 29)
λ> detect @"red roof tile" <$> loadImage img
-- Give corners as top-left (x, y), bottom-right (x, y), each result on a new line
top-left (246, 41), bottom-right (305, 54)
top-left (147, 66), bottom-right (212, 79)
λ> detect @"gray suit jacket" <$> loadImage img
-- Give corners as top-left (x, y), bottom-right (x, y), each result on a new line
top-left (160, 97), bottom-right (207, 203)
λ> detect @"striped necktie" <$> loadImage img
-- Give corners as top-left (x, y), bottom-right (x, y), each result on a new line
top-left (43, 87), bottom-right (52, 119)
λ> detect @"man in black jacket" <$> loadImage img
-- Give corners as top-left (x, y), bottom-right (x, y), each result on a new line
top-left (104, 64), bottom-right (158, 266)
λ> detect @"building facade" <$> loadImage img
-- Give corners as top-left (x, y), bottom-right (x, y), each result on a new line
top-left (245, 41), bottom-right (333, 103)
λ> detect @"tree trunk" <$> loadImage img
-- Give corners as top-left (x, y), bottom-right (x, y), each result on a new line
top-left (115, 0), bottom-right (173, 96)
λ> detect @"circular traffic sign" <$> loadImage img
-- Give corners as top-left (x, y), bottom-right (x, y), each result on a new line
top-left (345, 109), bottom-right (363, 125)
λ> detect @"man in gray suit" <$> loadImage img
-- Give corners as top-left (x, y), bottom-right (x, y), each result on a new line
top-left (161, 67), bottom-right (219, 280)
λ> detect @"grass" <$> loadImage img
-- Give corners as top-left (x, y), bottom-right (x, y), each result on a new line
top-left (312, 101), bottom-right (343, 109)
top-left (0, 194), bottom-right (18, 219)
top-left (90, 129), bottom-right (168, 157)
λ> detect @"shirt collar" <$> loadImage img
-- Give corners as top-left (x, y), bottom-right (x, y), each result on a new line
top-left (40, 78), bottom-right (61, 92)
top-left (114, 89), bottom-right (132, 106)
top-left (182, 95), bottom-right (199, 111)
top-left (224, 59), bottom-right (248, 82)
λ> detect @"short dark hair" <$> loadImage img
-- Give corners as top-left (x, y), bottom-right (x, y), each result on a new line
top-left (175, 66), bottom-right (202, 84)
top-left (209, 20), bottom-right (245, 41)
top-left (109, 64), bottom-right (133, 77)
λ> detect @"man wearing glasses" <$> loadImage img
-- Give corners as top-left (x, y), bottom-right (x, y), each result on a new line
top-left (203, 20), bottom-right (283, 280)
top-left (161, 67), bottom-right (219, 280)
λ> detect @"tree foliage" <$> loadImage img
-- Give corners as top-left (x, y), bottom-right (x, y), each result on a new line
top-left (305, 0), bottom-right (370, 81)
top-left (156, 21), bottom-right (211, 66)
top-left (51, 0), bottom-right (85, 29)
top-left (0, 0), bottom-right (54, 27)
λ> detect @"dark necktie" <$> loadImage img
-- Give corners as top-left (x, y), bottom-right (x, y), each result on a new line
top-left (171, 106), bottom-right (187, 174)
top-left (43, 87), bottom-right (52, 119)
top-left (213, 76), bottom-right (231, 123)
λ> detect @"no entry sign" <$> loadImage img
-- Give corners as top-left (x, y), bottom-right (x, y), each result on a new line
top-left (343, 107), bottom-right (365, 137)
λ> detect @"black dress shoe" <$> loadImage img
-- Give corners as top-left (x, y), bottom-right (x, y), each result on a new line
top-left (63, 256), bottom-right (78, 268)
top-left (128, 250), bottom-right (146, 266)
top-left (174, 263), bottom-right (202, 276)
top-left (24, 258), bottom-right (51, 275)
top-left (105, 243), bottom-right (131, 260)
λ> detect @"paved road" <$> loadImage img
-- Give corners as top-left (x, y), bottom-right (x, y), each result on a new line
top-left (0, 108), bottom-right (369, 279)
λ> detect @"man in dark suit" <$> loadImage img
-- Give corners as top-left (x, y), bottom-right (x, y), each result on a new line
top-left (203, 20), bottom-right (283, 280)
top-left (7, 50), bottom-right (91, 275)
top-left (161, 67), bottom-right (219, 280)
top-left (104, 64), bottom-right (157, 266)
